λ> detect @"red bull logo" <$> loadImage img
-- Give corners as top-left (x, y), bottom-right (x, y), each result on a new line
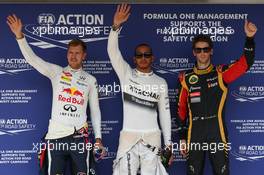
top-left (73, 90), bottom-right (83, 97)
top-left (62, 88), bottom-right (72, 94)
top-left (58, 95), bottom-right (84, 105)
top-left (62, 87), bottom-right (84, 97)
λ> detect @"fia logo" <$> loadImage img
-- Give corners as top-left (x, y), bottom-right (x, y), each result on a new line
top-left (160, 58), bottom-right (168, 64)
top-left (239, 86), bottom-right (247, 92)
top-left (38, 13), bottom-right (55, 25)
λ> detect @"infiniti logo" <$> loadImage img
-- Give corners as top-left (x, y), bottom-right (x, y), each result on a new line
top-left (63, 104), bottom-right (77, 112)
top-left (79, 76), bottom-right (86, 81)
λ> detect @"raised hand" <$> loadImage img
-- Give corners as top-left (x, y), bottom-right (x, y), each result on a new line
top-left (113, 3), bottom-right (131, 27)
top-left (244, 20), bottom-right (257, 38)
top-left (7, 14), bottom-right (24, 39)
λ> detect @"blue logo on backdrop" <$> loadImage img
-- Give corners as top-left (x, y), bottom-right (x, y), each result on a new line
top-left (231, 86), bottom-right (264, 102)
top-left (23, 13), bottom-right (112, 50)
top-left (0, 118), bottom-right (36, 136)
top-left (231, 145), bottom-right (264, 162)
top-left (0, 58), bottom-right (33, 75)
top-left (152, 57), bottom-right (194, 74)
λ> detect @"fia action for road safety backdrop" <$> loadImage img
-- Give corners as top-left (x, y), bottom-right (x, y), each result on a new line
top-left (0, 4), bottom-right (263, 175)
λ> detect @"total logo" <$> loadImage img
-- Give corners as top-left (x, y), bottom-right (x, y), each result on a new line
top-left (61, 71), bottom-right (72, 82)
top-left (231, 86), bottom-right (264, 102)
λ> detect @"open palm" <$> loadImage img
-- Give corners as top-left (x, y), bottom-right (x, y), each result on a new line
top-left (7, 14), bottom-right (23, 38)
top-left (113, 4), bottom-right (131, 27)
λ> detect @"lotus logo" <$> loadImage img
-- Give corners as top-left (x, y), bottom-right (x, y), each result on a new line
top-left (38, 13), bottom-right (55, 25)
top-left (63, 104), bottom-right (77, 112)
top-left (189, 75), bottom-right (199, 85)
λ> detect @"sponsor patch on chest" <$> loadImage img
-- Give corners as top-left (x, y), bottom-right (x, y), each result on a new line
top-left (208, 82), bottom-right (218, 88)
top-left (190, 92), bottom-right (201, 97)
top-left (206, 76), bottom-right (218, 82)
top-left (190, 97), bottom-right (201, 103)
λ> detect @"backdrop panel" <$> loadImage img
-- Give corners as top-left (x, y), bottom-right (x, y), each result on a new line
top-left (0, 4), bottom-right (263, 175)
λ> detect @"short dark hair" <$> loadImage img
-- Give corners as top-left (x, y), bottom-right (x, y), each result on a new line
top-left (134, 43), bottom-right (153, 55)
top-left (68, 39), bottom-right (87, 52)
top-left (192, 35), bottom-right (213, 49)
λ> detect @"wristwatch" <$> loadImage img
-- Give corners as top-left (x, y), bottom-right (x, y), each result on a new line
top-left (112, 24), bottom-right (120, 31)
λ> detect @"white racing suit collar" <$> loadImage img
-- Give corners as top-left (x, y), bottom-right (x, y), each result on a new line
top-left (66, 65), bottom-right (83, 73)
top-left (134, 68), bottom-right (154, 76)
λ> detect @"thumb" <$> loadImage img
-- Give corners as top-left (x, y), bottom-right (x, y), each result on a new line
top-left (244, 19), bottom-right (248, 30)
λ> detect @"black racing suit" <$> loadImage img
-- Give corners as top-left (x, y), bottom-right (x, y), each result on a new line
top-left (176, 37), bottom-right (255, 175)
